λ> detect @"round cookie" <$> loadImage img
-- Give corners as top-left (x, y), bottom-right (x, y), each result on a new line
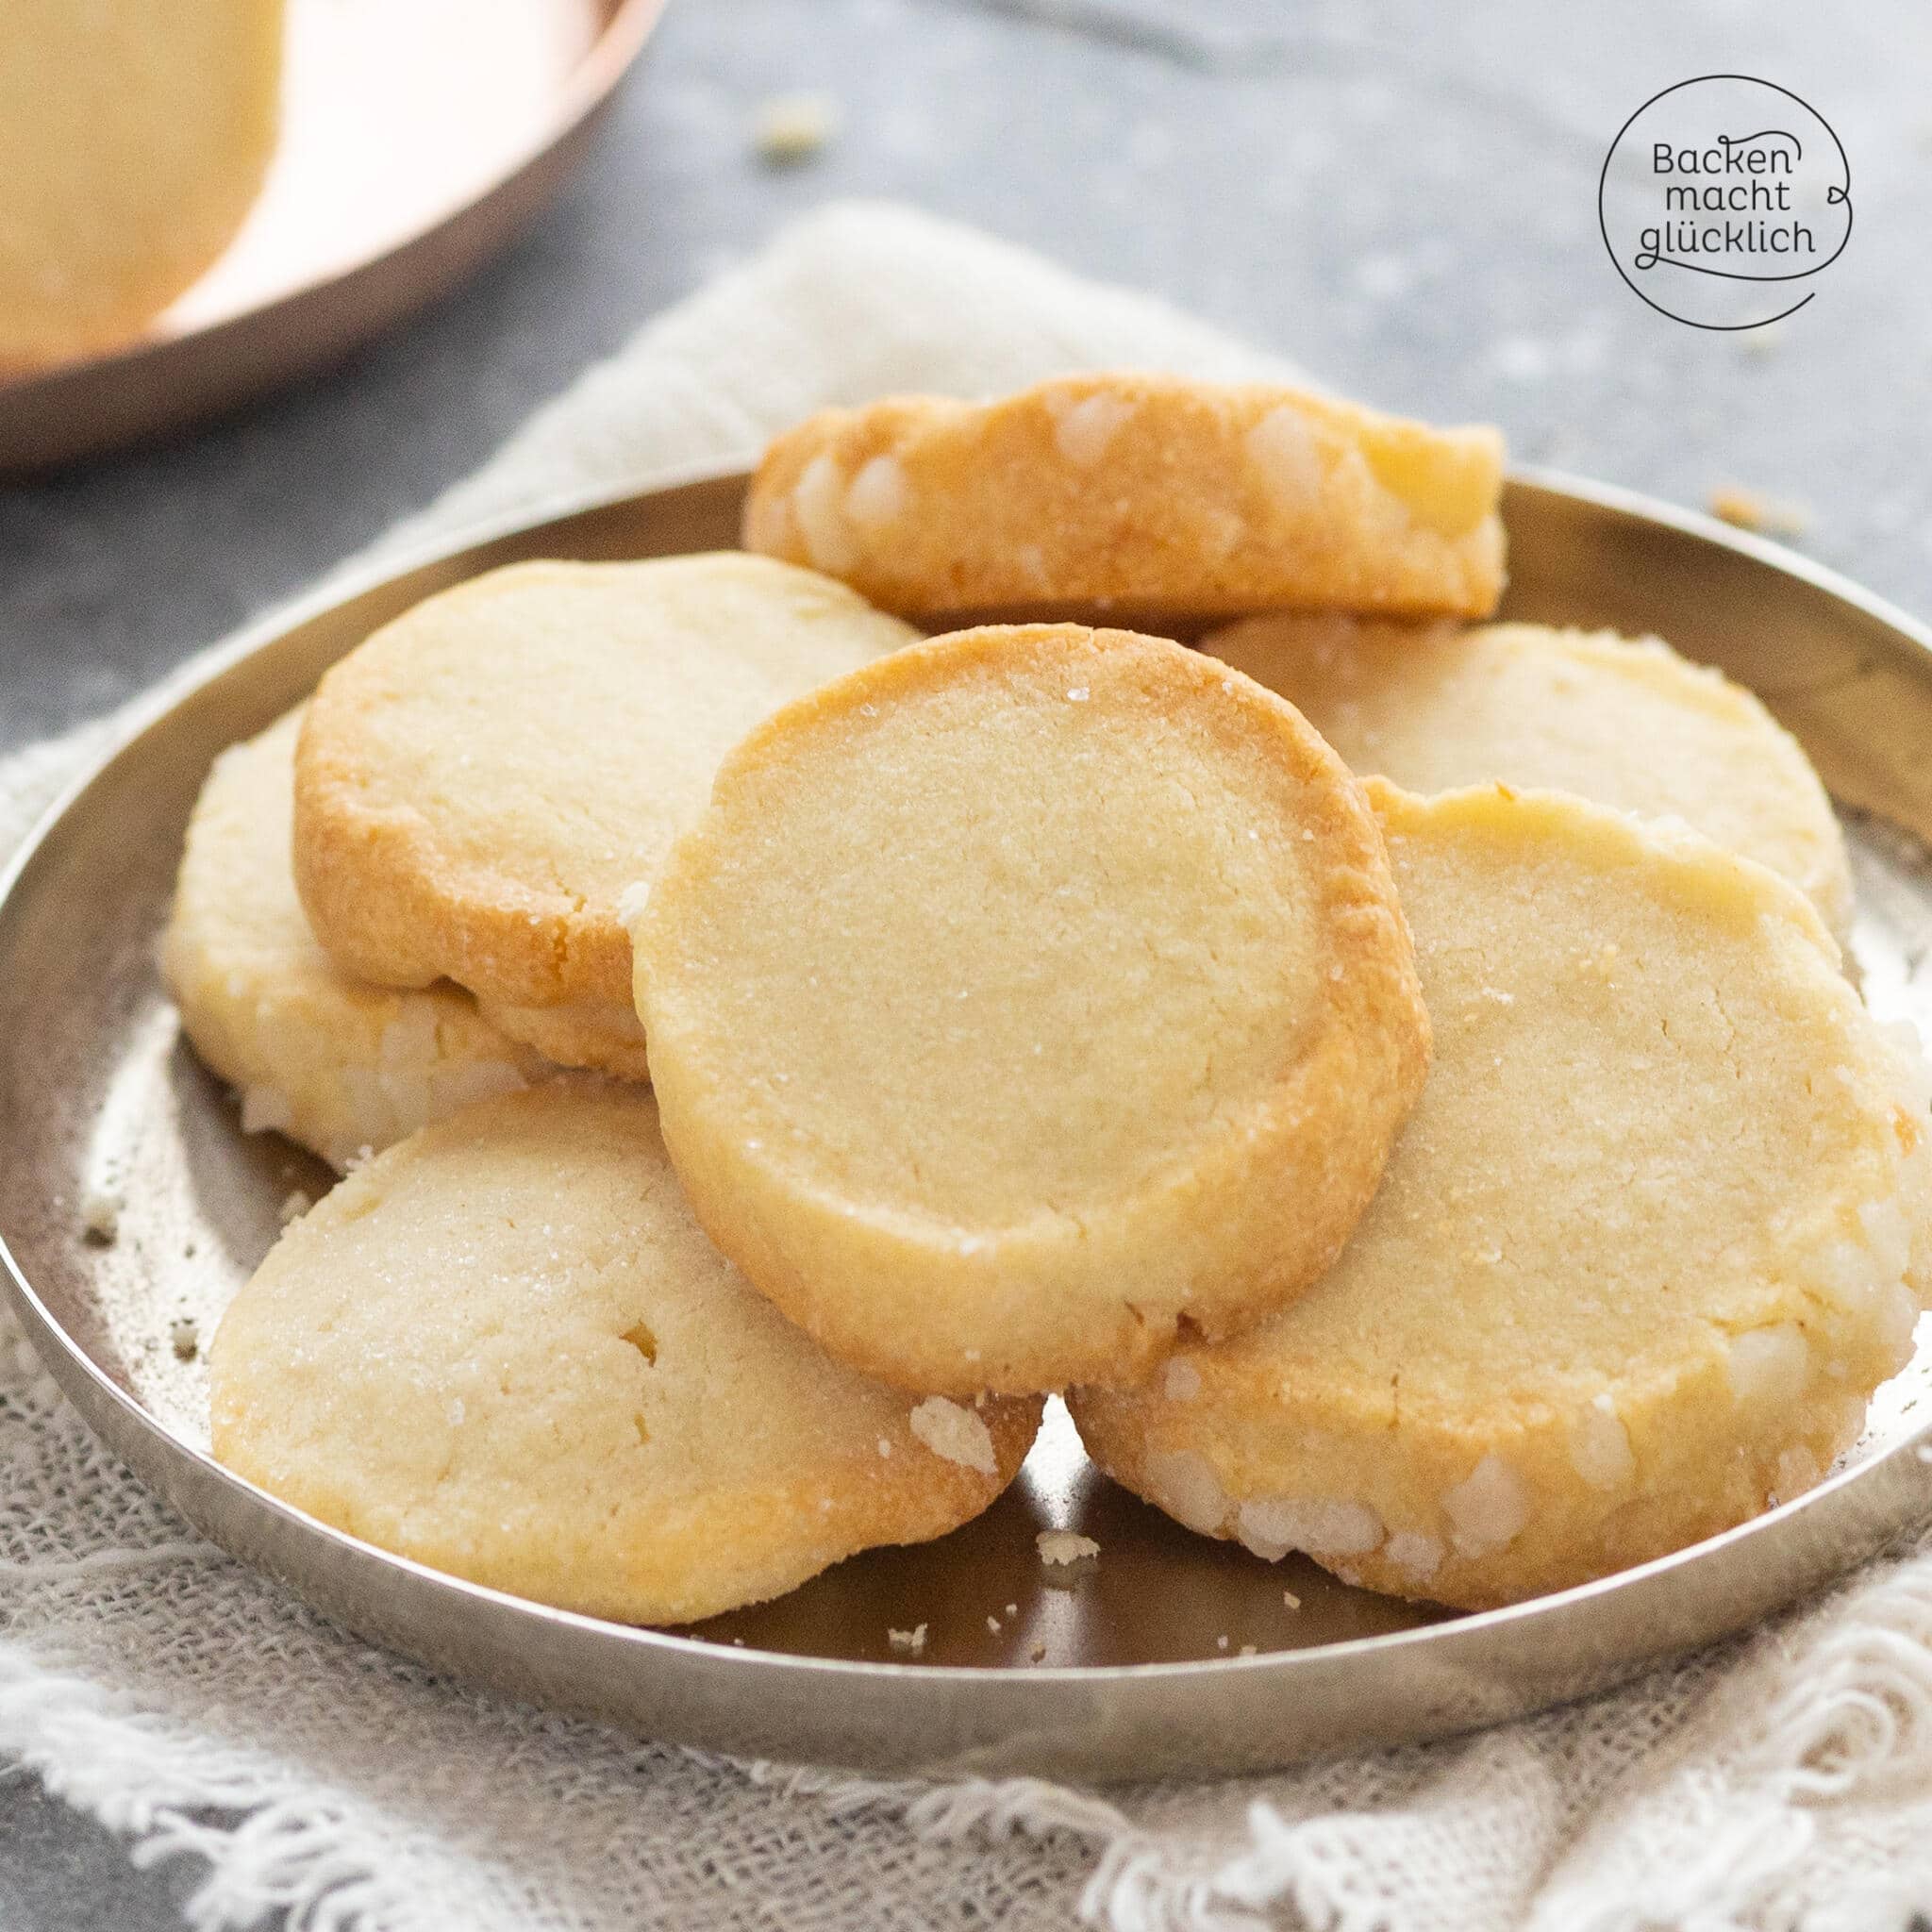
top-left (631, 623), bottom-right (1431, 1396)
top-left (209, 1082), bottom-right (1042, 1625)
top-left (1206, 615), bottom-right (1853, 938)
top-left (161, 708), bottom-right (546, 1171)
top-left (742, 374), bottom-right (1506, 623)
top-left (1070, 783), bottom-right (1932, 1610)
top-left (292, 554), bottom-right (918, 1062)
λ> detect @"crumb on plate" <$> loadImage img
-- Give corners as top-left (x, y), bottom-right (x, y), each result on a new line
top-left (1037, 1529), bottom-right (1101, 1567)
top-left (80, 1181), bottom-right (122, 1245)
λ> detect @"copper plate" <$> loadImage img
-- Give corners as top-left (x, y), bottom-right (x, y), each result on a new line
top-left (4, 467), bottom-right (1932, 1780)
top-left (0, 0), bottom-right (663, 475)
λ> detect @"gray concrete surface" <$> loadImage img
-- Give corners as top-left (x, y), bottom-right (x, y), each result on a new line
top-left (3, 0), bottom-right (1929, 1922)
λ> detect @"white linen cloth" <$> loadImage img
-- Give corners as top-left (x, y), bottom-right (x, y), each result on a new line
top-left (4, 201), bottom-right (1932, 1932)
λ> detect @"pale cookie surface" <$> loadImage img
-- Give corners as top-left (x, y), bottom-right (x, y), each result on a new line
top-left (632, 623), bottom-right (1431, 1395)
top-left (742, 373), bottom-right (1506, 623)
top-left (292, 554), bottom-right (918, 1042)
top-left (0, 0), bottom-right (282, 367)
top-left (474, 995), bottom-right (653, 1083)
top-left (209, 1083), bottom-right (1041, 1624)
top-left (161, 709), bottom-right (545, 1172)
top-left (1071, 783), bottom-right (1932, 1609)
top-left (1207, 616), bottom-right (1853, 937)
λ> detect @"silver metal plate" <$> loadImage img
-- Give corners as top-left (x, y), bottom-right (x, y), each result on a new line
top-left (5, 467), bottom-right (1932, 1780)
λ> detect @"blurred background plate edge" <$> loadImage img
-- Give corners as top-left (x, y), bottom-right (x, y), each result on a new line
top-left (0, 0), bottom-right (666, 478)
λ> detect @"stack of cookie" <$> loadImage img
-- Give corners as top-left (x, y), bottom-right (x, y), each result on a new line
top-left (167, 373), bottom-right (1932, 1628)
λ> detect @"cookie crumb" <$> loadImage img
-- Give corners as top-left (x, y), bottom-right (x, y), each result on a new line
top-left (1283, 1590), bottom-right (1302, 1609)
top-left (986, 1614), bottom-right (1002, 1633)
top-left (79, 1182), bottom-right (122, 1246)
top-left (753, 92), bottom-right (840, 167)
top-left (1036, 1528), bottom-right (1101, 1567)
top-left (887, 1623), bottom-right (928, 1655)
top-left (1216, 1634), bottom-right (1230, 1651)
top-left (277, 1189), bottom-right (312, 1225)
top-left (1708, 486), bottom-right (1809, 540)
top-left (1240, 1643), bottom-right (1258, 1657)
top-left (1029, 1642), bottom-right (1047, 1662)
top-left (169, 1316), bottom-right (199, 1362)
